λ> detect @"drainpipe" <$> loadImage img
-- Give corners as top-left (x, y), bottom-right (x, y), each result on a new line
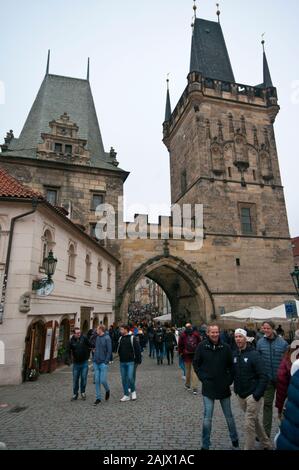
top-left (0, 198), bottom-right (39, 324)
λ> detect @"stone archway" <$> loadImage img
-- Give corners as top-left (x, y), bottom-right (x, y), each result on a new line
top-left (117, 255), bottom-right (215, 325)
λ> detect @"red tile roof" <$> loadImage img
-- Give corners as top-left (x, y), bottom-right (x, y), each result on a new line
top-left (0, 166), bottom-right (44, 199)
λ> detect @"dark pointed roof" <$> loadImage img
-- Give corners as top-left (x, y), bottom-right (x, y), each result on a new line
top-left (164, 83), bottom-right (172, 122)
top-left (5, 74), bottom-right (125, 172)
top-left (189, 18), bottom-right (235, 82)
top-left (263, 51), bottom-right (273, 88)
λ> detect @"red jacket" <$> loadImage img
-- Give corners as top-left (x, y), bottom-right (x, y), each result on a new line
top-left (275, 355), bottom-right (291, 414)
top-left (178, 330), bottom-right (201, 363)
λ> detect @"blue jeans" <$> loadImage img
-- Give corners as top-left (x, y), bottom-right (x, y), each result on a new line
top-left (179, 356), bottom-right (186, 376)
top-left (202, 396), bottom-right (238, 449)
top-left (73, 360), bottom-right (89, 396)
top-left (94, 362), bottom-right (109, 400)
top-left (149, 341), bottom-right (156, 358)
top-left (120, 362), bottom-right (135, 395)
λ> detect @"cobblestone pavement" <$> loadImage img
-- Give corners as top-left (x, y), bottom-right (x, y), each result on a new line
top-left (0, 353), bottom-right (278, 450)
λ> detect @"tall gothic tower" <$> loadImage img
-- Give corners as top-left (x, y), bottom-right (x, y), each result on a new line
top-left (162, 12), bottom-right (295, 314)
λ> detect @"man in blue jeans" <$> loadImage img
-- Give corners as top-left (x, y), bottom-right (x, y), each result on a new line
top-left (193, 324), bottom-right (239, 450)
top-left (117, 325), bottom-right (141, 402)
top-left (92, 325), bottom-right (112, 405)
top-left (65, 327), bottom-right (91, 401)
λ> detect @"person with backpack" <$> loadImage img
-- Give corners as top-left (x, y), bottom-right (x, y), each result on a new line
top-left (165, 327), bottom-right (177, 365)
top-left (193, 324), bottom-right (239, 450)
top-left (154, 323), bottom-right (165, 365)
top-left (117, 325), bottom-right (142, 402)
top-left (147, 324), bottom-right (156, 358)
top-left (178, 322), bottom-right (201, 394)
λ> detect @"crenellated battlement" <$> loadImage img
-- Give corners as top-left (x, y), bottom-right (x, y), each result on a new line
top-left (163, 72), bottom-right (278, 140)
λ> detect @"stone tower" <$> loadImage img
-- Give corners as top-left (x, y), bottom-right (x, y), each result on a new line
top-left (160, 14), bottom-right (295, 316)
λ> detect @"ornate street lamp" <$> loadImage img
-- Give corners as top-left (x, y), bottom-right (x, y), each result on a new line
top-left (32, 250), bottom-right (57, 293)
top-left (291, 265), bottom-right (299, 298)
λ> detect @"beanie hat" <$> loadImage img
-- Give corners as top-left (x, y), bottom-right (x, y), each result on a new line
top-left (234, 328), bottom-right (247, 338)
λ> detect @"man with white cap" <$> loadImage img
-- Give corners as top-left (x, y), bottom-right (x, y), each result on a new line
top-left (233, 328), bottom-right (272, 450)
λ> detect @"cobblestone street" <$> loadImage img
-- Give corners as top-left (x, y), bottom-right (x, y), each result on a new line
top-left (0, 353), bottom-right (278, 450)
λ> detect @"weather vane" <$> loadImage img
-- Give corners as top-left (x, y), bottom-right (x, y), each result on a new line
top-left (216, 3), bottom-right (221, 23)
top-left (191, 0), bottom-right (197, 28)
top-left (261, 32), bottom-right (266, 51)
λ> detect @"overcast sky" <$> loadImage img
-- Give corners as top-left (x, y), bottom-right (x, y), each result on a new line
top-left (0, 0), bottom-right (298, 237)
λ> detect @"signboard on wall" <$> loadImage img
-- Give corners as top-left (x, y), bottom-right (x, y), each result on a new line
top-left (44, 328), bottom-right (53, 361)
top-left (284, 301), bottom-right (298, 319)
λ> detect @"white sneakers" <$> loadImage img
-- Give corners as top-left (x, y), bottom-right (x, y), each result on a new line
top-left (120, 391), bottom-right (137, 402)
top-left (120, 395), bottom-right (130, 402)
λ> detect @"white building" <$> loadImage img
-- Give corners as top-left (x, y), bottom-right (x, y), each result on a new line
top-left (0, 167), bottom-right (118, 385)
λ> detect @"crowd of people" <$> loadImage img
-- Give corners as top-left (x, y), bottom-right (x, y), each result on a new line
top-left (65, 319), bottom-right (299, 451)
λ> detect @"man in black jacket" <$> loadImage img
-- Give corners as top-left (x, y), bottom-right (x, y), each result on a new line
top-left (193, 324), bottom-right (239, 450)
top-left (117, 325), bottom-right (141, 402)
top-left (65, 327), bottom-right (91, 401)
top-left (233, 328), bottom-right (272, 450)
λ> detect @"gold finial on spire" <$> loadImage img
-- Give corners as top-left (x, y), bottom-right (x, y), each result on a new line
top-left (261, 32), bottom-right (266, 51)
top-left (216, 3), bottom-right (221, 23)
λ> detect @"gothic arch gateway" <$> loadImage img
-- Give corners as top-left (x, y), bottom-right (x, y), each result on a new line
top-left (117, 255), bottom-right (215, 325)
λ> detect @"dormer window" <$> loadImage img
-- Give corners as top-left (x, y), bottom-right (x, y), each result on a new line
top-left (65, 144), bottom-right (72, 155)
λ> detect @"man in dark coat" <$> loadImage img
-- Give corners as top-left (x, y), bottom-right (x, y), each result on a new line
top-left (233, 328), bottom-right (271, 450)
top-left (65, 327), bottom-right (91, 401)
top-left (193, 324), bottom-right (239, 450)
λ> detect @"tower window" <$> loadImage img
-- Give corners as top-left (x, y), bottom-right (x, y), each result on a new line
top-left (236, 258), bottom-right (241, 266)
top-left (241, 208), bottom-right (253, 234)
top-left (45, 188), bottom-right (58, 205)
top-left (54, 143), bottom-right (63, 153)
top-left (91, 193), bottom-right (105, 211)
top-left (65, 144), bottom-right (72, 155)
top-left (253, 170), bottom-right (256, 181)
top-left (228, 167), bottom-right (232, 178)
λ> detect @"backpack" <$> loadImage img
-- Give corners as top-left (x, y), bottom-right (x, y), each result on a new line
top-left (155, 329), bottom-right (164, 343)
top-left (185, 333), bottom-right (198, 354)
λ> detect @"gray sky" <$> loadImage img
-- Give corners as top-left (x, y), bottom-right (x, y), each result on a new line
top-left (0, 0), bottom-right (298, 236)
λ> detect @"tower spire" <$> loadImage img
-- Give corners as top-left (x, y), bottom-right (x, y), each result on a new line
top-left (261, 34), bottom-right (273, 88)
top-left (164, 75), bottom-right (172, 122)
top-left (87, 57), bottom-right (90, 81)
top-left (46, 50), bottom-right (50, 75)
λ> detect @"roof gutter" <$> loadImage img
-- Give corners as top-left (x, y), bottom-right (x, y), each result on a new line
top-left (0, 198), bottom-right (39, 324)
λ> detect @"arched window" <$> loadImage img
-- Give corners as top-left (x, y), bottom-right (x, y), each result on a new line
top-left (67, 244), bottom-right (76, 277)
top-left (107, 265), bottom-right (111, 290)
top-left (85, 254), bottom-right (91, 283)
top-left (97, 261), bottom-right (103, 288)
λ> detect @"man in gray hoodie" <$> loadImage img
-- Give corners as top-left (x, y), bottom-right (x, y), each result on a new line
top-left (93, 325), bottom-right (112, 405)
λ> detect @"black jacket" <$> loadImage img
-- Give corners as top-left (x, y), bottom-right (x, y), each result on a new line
top-left (233, 345), bottom-right (268, 400)
top-left (117, 334), bottom-right (142, 364)
top-left (66, 335), bottom-right (91, 364)
top-left (193, 339), bottom-right (234, 399)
